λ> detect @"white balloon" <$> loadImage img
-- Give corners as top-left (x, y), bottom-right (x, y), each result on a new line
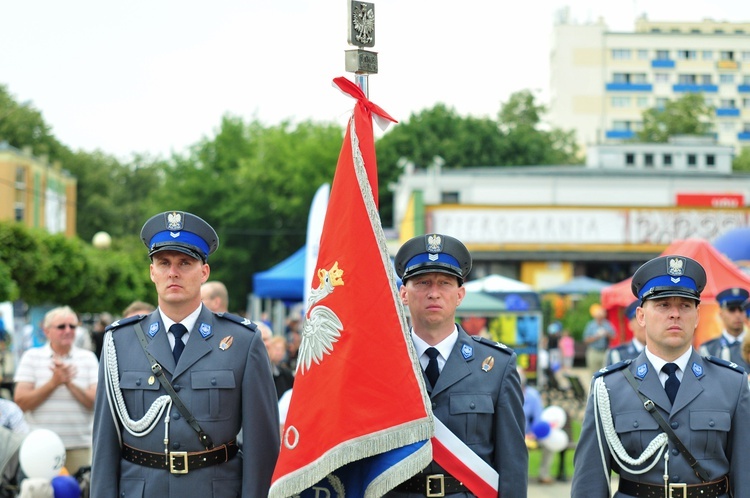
top-left (18, 429), bottom-right (66, 479)
top-left (541, 428), bottom-right (570, 452)
top-left (541, 405), bottom-right (567, 429)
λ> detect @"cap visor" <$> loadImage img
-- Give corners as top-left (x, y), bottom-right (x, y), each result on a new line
top-left (643, 290), bottom-right (700, 301)
top-left (403, 266), bottom-right (463, 282)
top-left (148, 244), bottom-right (203, 261)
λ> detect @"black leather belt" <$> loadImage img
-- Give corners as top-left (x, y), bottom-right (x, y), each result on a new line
top-left (122, 440), bottom-right (238, 474)
top-left (393, 473), bottom-right (469, 497)
top-left (619, 475), bottom-right (729, 498)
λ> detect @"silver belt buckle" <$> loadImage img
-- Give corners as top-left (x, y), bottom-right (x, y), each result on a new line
top-left (668, 482), bottom-right (687, 498)
top-left (425, 474), bottom-right (445, 497)
top-left (169, 451), bottom-right (189, 474)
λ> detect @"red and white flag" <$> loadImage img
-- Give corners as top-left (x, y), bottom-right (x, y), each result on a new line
top-left (269, 77), bottom-right (433, 498)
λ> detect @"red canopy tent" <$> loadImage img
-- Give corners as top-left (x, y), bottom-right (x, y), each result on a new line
top-left (601, 238), bottom-right (750, 346)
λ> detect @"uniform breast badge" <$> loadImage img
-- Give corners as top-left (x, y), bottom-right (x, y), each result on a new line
top-left (148, 375), bottom-right (155, 386)
top-left (481, 356), bottom-right (495, 372)
top-left (219, 336), bottom-right (234, 351)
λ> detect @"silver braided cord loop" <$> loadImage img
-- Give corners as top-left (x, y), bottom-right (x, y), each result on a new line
top-left (103, 331), bottom-right (172, 439)
top-left (593, 376), bottom-right (668, 485)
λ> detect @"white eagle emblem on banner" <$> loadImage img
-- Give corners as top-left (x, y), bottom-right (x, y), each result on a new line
top-left (297, 262), bottom-right (345, 374)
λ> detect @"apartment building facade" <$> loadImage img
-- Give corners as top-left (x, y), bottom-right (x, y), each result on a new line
top-left (548, 14), bottom-right (750, 152)
top-left (0, 142), bottom-right (77, 236)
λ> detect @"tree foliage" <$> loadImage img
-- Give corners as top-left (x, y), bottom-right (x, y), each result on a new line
top-left (733, 146), bottom-right (750, 172)
top-left (375, 90), bottom-right (580, 223)
top-left (637, 93), bottom-right (714, 143)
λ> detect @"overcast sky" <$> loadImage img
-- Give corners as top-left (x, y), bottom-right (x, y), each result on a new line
top-left (2, 1), bottom-right (750, 159)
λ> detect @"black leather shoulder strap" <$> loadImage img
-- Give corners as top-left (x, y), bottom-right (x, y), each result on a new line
top-left (133, 322), bottom-right (214, 449)
top-left (621, 367), bottom-right (709, 482)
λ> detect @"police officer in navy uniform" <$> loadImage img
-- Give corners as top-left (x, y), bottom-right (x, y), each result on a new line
top-left (571, 255), bottom-right (750, 498)
top-left (90, 211), bottom-right (280, 497)
top-left (605, 300), bottom-right (646, 366)
top-left (699, 287), bottom-right (750, 372)
top-left (386, 234), bottom-right (527, 498)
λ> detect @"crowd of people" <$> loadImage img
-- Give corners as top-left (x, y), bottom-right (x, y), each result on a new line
top-left (2, 211), bottom-right (750, 498)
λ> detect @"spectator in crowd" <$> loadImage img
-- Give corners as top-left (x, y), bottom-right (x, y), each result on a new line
top-left (0, 398), bottom-right (29, 434)
top-left (546, 321), bottom-right (562, 370)
top-left (519, 368), bottom-right (556, 485)
top-left (201, 281), bottom-right (229, 313)
top-left (121, 300), bottom-right (156, 319)
top-left (559, 328), bottom-right (576, 372)
top-left (582, 303), bottom-right (615, 379)
top-left (91, 312), bottom-right (113, 358)
top-left (257, 322), bottom-right (295, 399)
top-left (13, 306), bottom-right (99, 474)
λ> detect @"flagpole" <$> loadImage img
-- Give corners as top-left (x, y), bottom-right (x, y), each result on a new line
top-left (346, 1), bottom-right (377, 97)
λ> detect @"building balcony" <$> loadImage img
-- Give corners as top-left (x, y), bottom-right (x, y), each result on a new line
top-left (738, 85), bottom-right (750, 93)
top-left (717, 60), bottom-right (740, 70)
top-left (716, 108), bottom-right (740, 117)
top-left (605, 130), bottom-right (636, 139)
top-left (651, 59), bottom-right (675, 68)
top-left (673, 84), bottom-right (718, 93)
top-left (738, 132), bottom-right (750, 141)
top-left (605, 83), bottom-right (653, 92)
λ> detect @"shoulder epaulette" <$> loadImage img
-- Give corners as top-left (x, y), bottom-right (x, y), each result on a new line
top-left (471, 335), bottom-right (513, 355)
top-left (216, 312), bottom-right (258, 331)
top-left (594, 359), bottom-right (632, 378)
top-left (105, 314), bottom-right (147, 332)
top-left (704, 355), bottom-right (745, 374)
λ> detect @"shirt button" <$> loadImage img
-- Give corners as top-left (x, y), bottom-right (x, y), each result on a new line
top-left (633, 422), bottom-right (639, 428)
top-left (709, 420), bottom-right (715, 427)
top-left (174, 385), bottom-right (181, 392)
top-left (211, 378), bottom-right (217, 386)
top-left (135, 379), bottom-right (142, 386)
top-left (432, 402), bottom-right (437, 409)
top-left (173, 413), bottom-right (181, 420)
top-left (470, 402), bottom-right (476, 409)
top-left (172, 442), bottom-right (181, 450)
top-left (672, 448), bottom-right (679, 456)
top-left (671, 422), bottom-right (679, 429)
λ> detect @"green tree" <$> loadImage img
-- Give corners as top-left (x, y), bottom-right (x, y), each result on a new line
top-left (637, 93), bottom-right (714, 143)
top-left (733, 146), bottom-right (750, 172)
top-left (152, 116), bottom-right (343, 311)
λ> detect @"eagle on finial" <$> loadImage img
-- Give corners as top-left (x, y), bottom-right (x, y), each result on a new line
top-left (297, 262), bottom-right (345, 374)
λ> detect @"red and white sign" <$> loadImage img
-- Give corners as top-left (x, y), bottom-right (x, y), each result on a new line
top-left (676, 193), bottom-right (744, 208)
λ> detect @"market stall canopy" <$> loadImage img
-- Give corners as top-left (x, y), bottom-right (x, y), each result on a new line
top-left (252, 247), bottom-right (306, 301)
top-left (463, 274), bottom-right (540, 311)
top-left (601, 238), bottom-right (750, 309)
top-left (712, 227), bottom-right (750, 263)
top-left (457, 291), bottom-right (507, 313)
top-left (539, 276), bottom-right (611, 295)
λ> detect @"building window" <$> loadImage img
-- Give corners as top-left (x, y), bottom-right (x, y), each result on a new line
top-left (700, 74), bottom-right (713, 84)
top-left (612, 49), bottom-right (632, 60)
top-left (715, 29), bottom-right (725, 34)
top-left (720, 121), bottom-right (735, 132)
top-left (687, 154), bottom-right (697, 167)
top-left (631, 73), bottom-right (648, 84)
top-left (720, 99), bottom-right (736, 108)
top-left (743, 51), bottom-right (750, 61)
top-left (702, 50), bottom-right (713, 60)
top-left (663, 154), bottom-right (673, 167)
top-left (654, 73), bottom-right (670, 83)
top-left (720, 50), bottom-right (734, 60)
top-left (678, 74), bottom-right (697, 84)
top-left (743, 122), bottom-right (750, 133)
top-left (638, 49), bottom-right (649, 60)
top-left (441, 191), bottom-right (460, 204)
top-left (706, 155), bottom-right (716, 167)
top-left (637, 96), bottom-right (649, 108)
top-left (677, 50), bottom-right (697, 60)
top-left (612, 96), bottom-right (630, 107)
top-left (744, 75), bottom-right (750, 85)
top-left (656, 97), bottom-right (669, 109)
top-left (644, 153), bottom-right (655, 167)
top-left (720, 74), bottom-right (735, 84)
top-left (744, 99), bottom-right (750, 109)
top-left (625, 153), bottom-right (635, 165)
top-left (655, 50), bottom-right (670, 60)
top-left (613, 73), bottom-right (629, 83)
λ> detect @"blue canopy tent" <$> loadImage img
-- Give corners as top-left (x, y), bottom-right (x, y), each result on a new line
top-left (539, 275), bottom-right (611, 295)
top-left (252, 247), bottom-right (306, 301)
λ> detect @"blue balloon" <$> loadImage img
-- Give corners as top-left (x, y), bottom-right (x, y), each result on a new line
top-left (51, 475), bottom-right (80, 498)
top-left (531, 420), bottom-right (551, 440)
